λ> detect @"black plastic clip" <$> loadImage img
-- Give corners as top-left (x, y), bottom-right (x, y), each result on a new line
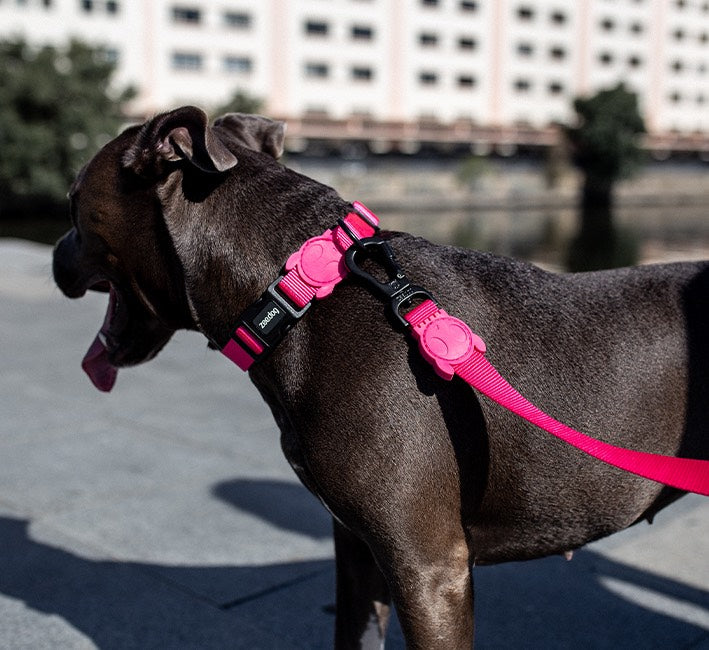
top-left (234, 276), bottom-right (311, 360)
top-left (344, 237), bottom-right (436, 327)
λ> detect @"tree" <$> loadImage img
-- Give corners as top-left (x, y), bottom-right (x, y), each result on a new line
top-left (564, 84), bottom-right (646, 271)
top-left (212, 89), bottom-right (263, 118)
top-left (0, 38), bottom-right (135, 217)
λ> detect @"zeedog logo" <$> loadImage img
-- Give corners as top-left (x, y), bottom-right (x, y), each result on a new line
top-left (258, 307), bottom-right (280, 330)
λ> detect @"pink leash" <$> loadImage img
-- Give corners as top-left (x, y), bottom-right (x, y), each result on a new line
top-left (223, 203), bottom-right (709, 496)
top-left (404, 301), bottom-right (709, 496)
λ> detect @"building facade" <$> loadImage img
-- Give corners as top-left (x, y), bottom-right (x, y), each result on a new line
top-left (2, 0), bottom-right (709, 152)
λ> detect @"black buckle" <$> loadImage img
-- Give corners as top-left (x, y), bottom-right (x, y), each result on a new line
top-left (344, 237), bottom-right (436, 327)
top-left (232, 276), bottom-right (311, 361)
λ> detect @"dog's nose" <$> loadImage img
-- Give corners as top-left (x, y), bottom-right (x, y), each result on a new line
top-left (53, 229), bottom-right (84, 296)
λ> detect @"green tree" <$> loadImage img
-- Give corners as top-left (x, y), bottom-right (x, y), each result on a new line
top-left (565, 83), bottom-right (646, 271)
top-left (0, 38), bottom-right (134, 217)
top-left (213, 89), bottom-right (263, 118)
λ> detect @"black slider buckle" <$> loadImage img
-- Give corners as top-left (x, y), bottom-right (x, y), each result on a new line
top-left (344, 237), bottom-right (436, 327)
top-left (234, 277), bottom-right (311, 361)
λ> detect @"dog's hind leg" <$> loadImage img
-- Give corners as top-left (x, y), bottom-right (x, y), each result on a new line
top-left (334, 520), bottom-right (392, 649)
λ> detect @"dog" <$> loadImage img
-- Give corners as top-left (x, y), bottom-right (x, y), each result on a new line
top-left (53, 106), bottom-right (709, 648)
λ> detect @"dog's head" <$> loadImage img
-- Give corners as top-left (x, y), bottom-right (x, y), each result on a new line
top-left (53, 106), bottom-right (285, 391)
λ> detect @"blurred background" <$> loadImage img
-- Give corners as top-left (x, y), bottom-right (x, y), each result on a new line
top-left (1, 0), bottom-right (709, 270)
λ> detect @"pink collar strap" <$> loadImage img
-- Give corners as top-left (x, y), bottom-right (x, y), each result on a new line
top-left (222, 203), bottom-right (709, 496)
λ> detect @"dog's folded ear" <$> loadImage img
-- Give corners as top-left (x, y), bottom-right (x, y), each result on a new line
top-left (213, 113), bottom-right (286, 159)
top-left (123, 106), bottom-right (238, 176)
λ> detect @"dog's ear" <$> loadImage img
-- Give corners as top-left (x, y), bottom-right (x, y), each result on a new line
top-left (213, 113), bottom-right (286, 159)
top-left (123, 106), bottom-right (238, 176)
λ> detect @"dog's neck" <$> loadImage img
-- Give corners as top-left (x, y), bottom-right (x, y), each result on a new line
top-left (160, 151), bottom-right (353, 350)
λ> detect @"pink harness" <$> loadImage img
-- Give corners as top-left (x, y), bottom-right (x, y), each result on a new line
top-left (222, 203), bottom-right (709, 496)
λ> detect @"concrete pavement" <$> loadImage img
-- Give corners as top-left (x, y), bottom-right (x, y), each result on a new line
top-left (0, 238), bottom-right (707, 649)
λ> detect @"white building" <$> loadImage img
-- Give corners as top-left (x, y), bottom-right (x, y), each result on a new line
top-left (2, 0), bottom-right (709, 151)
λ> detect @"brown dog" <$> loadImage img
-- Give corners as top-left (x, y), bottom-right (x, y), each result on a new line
top-left (53, 106), bottom-right (709, 648)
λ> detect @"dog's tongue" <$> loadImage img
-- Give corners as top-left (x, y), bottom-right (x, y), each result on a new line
top-left (81, 288), bottom-right (118, 392)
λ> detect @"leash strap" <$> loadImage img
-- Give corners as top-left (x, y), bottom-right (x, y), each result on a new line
top-left (405, 300), bottom-right (709, 496)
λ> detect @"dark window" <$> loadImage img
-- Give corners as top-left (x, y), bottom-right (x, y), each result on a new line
top-left (305, 62), bottom-right (329, 78)
top-left (517, 6), bottom-right (534, 20)
top-left (419, 71), bottom-right (439, 85)
top-left (173, 6), bottom-right (201, 24)
top-left (422, 0), bottom-right (439, 6)
top-left (224, 56), bottom-right (252, 73)
top-left (224, 12), bottom-right (251, 28)
top-left (599, 51), bottom-right (614, 65)
top-left (459, 37), bottom-right (477, 50)
top-left (517, 42), bottom-right (534, 56)
top-left (550, 11), bottom-right (566, 24)
top-left (172, 52), bottom-right (203, 70)
top-left (351, 66), bottom-right (373, 81)
top-left (460, 1), bottom-right (477, 10)
top-left (549, 46), bottom-right (566, 60)
top-left (457, 75), bottom-right (476, 88)
top-left (600, 18), bottom-right (615, 31)
top-left (352, 25), bottom-right (374, 40)
top-left (419, 32), bottom-right (439, 47)
top-left (514, 78), bottom-right (532, 92)
top-left (305, 20), bottom-right (329, 36)
top-left (628, 55), bottom-right (642, 68)
top-left (548, 81), bottom-right (564, 95)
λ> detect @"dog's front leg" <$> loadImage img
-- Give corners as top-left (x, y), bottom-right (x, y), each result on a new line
top-left (334, 520), bottom-right (392, 649)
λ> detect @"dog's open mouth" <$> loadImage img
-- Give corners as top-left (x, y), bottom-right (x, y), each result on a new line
top-left (82, 282), bottom-right (121, 392)
top-left (81, 280), bottom-right (174, 393)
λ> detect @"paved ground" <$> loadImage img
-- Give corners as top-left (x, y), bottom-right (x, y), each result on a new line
top-left (0, 238), bottom-right (707, 649)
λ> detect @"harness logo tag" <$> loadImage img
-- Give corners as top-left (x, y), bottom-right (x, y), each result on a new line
top-left (258, 308), bottom-right (280, 330)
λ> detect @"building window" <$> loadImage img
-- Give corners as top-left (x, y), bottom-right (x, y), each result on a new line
top-left (517, 6), bottom-right (535, 20)
top-left (422, 0), bottom-right (439, 6)
top-left (224, 12), bottom-right (251, 29)
top-left (351, 66), bottom-right (373, 81)
top-left (458, 36), bottom-right (477, 50)
top-left (598, 51), bottom-right (614, 65)
top-left (457, 75), bottom-right (477, 88)
top-left (514, 78), bottom-right (532, 92)
top-left (673, 28), bottom-right (685, 40)
top-left (419, 32), bottom-right (439, 47)
top-left (305, 62), bottom-right (329, 78)
top-left (549, 46), bottom-right (566, 60)
top-left (628, 55), bottom-right (643, 68)
top-left (352, 25), bottom-right (374, 40)
top-left (629, 21), bottom-right (644, 35)
top-left (548, 81), bottom-right (564, 95)
top-left (419, 71), bottom-right (439, 85)
top-left (172, 52), bottom-right (203, 71)
top-left (80, 0), bottom-right (119, 12)
top-left (460, 1), bottom-right (478, 10)
top-left (224, 56), bottom-right (252, 74)
top-left (669, 91), bottom-right (682, 103)
top-left (305, 20), bottom-right (329, 36)
top-left (517, 42), bottom-right (534, 56)
top-left (550, 10), bottom-right (566, 24)
top-left (173, 6), bottom-right (201, 24)
top-left (600, 17), bottom-right (615, 31)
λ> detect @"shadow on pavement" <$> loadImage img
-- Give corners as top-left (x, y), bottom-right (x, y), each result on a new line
top-left (0, 479), bottom-right (707, 648)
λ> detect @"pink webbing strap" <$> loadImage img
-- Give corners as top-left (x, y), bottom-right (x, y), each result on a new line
top-left (278, 204), bottom-right (379, 308)
top-left (406, 299), bottom-right (709, 496)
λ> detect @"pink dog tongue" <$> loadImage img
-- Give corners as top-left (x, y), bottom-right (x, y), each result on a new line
top-left (81, 288), bottom-right (118, 392)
